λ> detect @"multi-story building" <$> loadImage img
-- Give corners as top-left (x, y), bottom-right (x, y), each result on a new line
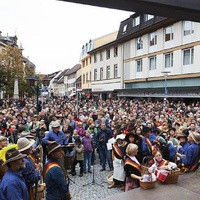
top-left (115, 13), bottom-right (200, 100)
top-left (89, 31), bottom-right (123, 100)
top-left (80, 40), bottom-right (93, 98)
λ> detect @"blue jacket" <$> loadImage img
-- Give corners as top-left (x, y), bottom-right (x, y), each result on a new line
top-left (181, 142), bottom-right (200, 166)
top-left (44, 159), bottom-right (69, 200)
top-left (179, 142), bottom-right (190, 155)
top-left (22, 157), bottom-right (40, 187)
top-left (42, 130), bottom-right (68, 145)
top-left (0, 169), bottom-right (29, 200)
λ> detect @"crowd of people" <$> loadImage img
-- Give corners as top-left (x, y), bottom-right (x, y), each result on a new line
top-left (0, 97), bottom-right (200, 199)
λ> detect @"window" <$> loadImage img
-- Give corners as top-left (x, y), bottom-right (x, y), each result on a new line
top-left (94, 69), bottom-right (97, 81)
top-left (183, 48), bottom-right (194, 65)
top-left (114, 64), bottom-right (118, 78)
top-left (83, 74), bottom-right (85, 84)
top-left (123, 24), bottom-right (127, 33)
top-left (136, 59), bottom-right (143, 72)
top-left (94, 54), bottom-right (97, 63)
top-left (144, 14), bottom-right (154, 21)
top-left (86, 58), bottom-right (88, 66)
top-left (106, 66), bottom-right (110, 79)
top-left (82, 60), bottom-right (85, 68)
top-left (89, 57), bottom-right (91, 64)
top-left (165, 26), bottom-right (173, 41)
top-left (100, 67), bottom-right (103, 80)
top-left (114, 46), bottom-right (118, 57)
top-left (165, 52), bottom-right (173, 68)
top-left (133, 16), bottom-right (140, 27)
top-left (86, 72), bottom-right (88, 82)
top-left (100, 51), bottom-right (103, 61)
top-left (149, 32), bottom-right (157, 46)
top-left (136, 37), bottom-right (143, 50)
top-left (149, 56), bottom-right (156, 70)
top-left (106, 49), bottom-right (110, 60)
top-left (183, 21), bottom-right (194, 36)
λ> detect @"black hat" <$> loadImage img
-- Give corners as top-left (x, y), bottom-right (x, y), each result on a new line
top-left (75, 138), bottom-right (81, 144)
top-left (142, 126), bottom-right (151, 135)
top-left (3, 149), bottom-right (26, 165)
top-left (125, 132), bottom-right (139, 142)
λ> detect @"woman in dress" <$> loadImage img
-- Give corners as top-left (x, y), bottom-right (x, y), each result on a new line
top-left (108, 134), bottom-right (128, 189)
top-left (124, 143), bottom-right (143, 191)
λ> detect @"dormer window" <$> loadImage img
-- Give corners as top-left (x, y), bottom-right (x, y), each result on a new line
top-left (123, 24), bottom-right (127, 33)
top-left (144, 14), bottom-right (154, 21)
top-left (133, 16), bottom-right (140, 27)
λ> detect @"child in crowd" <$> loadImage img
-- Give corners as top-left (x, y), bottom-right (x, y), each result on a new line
top-left (71, 138), bottom-right (84, 177)
top-left (82, 130), bottom-right (93, 173)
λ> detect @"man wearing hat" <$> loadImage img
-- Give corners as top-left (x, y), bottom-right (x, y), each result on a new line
top-left (176, 133), bottom-right (189, 156)
top-left (42, 120), bottom-right (67, 146)
top-left (177, 131), bottom-right (200, 172)
top-left (43, 141), bottom-right (71, 200)
top-left (17, 137), bottom-right (41, 200)
top-left (0, 148), bottom-right (29, 200)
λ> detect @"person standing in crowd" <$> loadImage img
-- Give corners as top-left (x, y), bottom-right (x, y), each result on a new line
top-left (43, 142), bottom-right (71, 200)
top-left (17, 137), bottom-right (41, 200)
top-left (0, 148), bottom-right (29, 200)
top-left (0, 136), bottom-right (7, 150)
top-left (124, 143), bottom-right (142, 191)
top-left (71, 138), bottom-right (84, 177)
top-left (109, 134), bottom-right (128, 190)
top-left (82, 130), bottom-right (93, 174)
top-left (42, 121), bottom-right (67, 145)
top-left (177, 131), bottom-right (200, 172)
top-left (96, 123), bottom-right (113, 171)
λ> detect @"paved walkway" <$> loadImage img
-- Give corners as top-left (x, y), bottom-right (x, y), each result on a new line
top-left (68, 161), bottom-right (122, 200)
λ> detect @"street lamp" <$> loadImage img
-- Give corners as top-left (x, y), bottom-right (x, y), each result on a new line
top-left (26, 76), bottom-right (40, 113)
top-left (161, 71), bottom-right (171, 97)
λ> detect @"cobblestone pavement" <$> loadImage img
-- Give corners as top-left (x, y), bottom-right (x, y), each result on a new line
top-left (68, 160), bottom-right (123, 200)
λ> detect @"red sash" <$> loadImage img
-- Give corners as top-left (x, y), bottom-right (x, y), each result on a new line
top-left (113, 143), bottom-right (124, 159)
top-left (158, 159), bottom-right (168, 167)
top-left (124, 157), bottom-right (141, 173)
top-left (43, 162), bottom-right (61, 181)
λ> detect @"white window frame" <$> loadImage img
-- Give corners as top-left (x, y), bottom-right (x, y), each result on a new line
top-left (94, 69), bottom-right (97, 81)
top-left (114, 64), bottom-right (118, 78)
top-left (183, 48), bottom-right (194, 65)
top-left (149, 56), bottom-right (157, 70)
top-left (149, 32), bottom-right (157, 46)
top-left (183, 21), bottom-right (194, 36)
top-left (106, 66), bottom-right (110, 79)
top-left (165, 26), bottom-right (174, 42)
top-left (136, 37), bottom-right (143, 50)
top-left (100, 67), bottom-right (103, 80)
top-left (133, 16), bottom-right (140, 27)
top-left (136, 59), bottom-right (143, 72)
top-left (164, 52), bottom-right (173, 68)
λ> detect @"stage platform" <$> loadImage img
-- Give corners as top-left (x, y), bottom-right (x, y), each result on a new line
top-left (102, 172), bottom-right (200, 200)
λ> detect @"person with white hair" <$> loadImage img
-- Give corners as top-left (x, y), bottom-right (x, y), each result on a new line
top-left (124, 143), bottom-right (143, 191)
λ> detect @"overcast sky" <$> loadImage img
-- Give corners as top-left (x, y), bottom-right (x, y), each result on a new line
top-left (0, 0), bottom-right (132, 74)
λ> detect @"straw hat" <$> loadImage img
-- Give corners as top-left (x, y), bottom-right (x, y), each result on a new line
top-left (19, 131), bottom-right (34, 139)
top-left (51, 121), bottom-right (60, 128)
top-left (47, 142), bottom-right (62, 155)
top-left (3, 149), bottom-right (26, 165)
top-left (188, 131), bottom-right (200, 144)
top-left (17, 137), bottom-right (35, 152)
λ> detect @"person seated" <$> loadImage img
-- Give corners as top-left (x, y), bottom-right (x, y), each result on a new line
top-left (176, 131), bottom-right (200, 172)
top-left (148, 150), bottom-right (177, 182)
